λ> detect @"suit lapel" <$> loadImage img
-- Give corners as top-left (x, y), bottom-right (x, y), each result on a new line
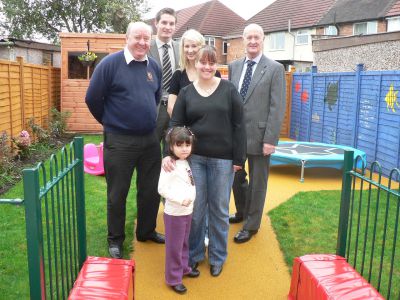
top-left (244, 56), bottom-right (267, 103)
top-left (149, 40), bottom-right (161, 65)
top-left (172, 42), bottom-right (180, 69)
top-left (232, 58), bottom-right (246, 89)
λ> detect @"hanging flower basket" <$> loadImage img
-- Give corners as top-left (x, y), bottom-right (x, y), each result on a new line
top-left (78, 51), bottom-right (97, 67)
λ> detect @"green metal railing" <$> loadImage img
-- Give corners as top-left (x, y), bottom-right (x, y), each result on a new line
top-left (1, 137), bottom-right (86, 299)
top-left (337, 150), bottom-right (400, 299)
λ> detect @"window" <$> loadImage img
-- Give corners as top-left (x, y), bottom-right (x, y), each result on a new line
top-left (387, 17), bottom-right (400, 32)
top-left (353, 21), bottom-right (377, 35)
top-left (269, 32), bottom-right (285, 50)
top-left (43, 51), bottom-right (53, 66)
top-left (204, 36), bottom-right (215, 47)
top-left (68, 52), bottom-right (108, 79)
top-left (222, 41), bottom-right (228, 55)
top-left (296, 30), bottom-right (309, 45)
top-left (324, 25), bottom-right (338, 36)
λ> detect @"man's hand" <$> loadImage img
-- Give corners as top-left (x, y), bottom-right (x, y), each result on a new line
top-left (233, 165), bottom-right (242, 172)
top-left (263, 143), bottom-right (275, 156)
top-left (162, 156), bottom-right (176, 172)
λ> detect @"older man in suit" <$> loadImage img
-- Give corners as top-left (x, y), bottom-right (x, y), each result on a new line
top-left (149, 8), bottom-right (180, 143)
top-left (228, 23), bottom-right (286, 243)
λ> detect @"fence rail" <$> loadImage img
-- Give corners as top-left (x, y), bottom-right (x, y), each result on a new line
top-left (1, 137), bottom-right (86, 299)
top-left (0, 57), bottom-right (61, 140)
top-left (338, 150), bottom-right (400, 299)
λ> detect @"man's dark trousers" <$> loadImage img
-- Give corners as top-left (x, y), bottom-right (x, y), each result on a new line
top-left (104, 131), bottom-right (161, 246)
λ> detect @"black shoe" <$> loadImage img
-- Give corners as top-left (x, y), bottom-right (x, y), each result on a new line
top-left (108, 244), bottom-right (122, 259)
top-left (137, 231), bottom-right (165, 244)
top-left (229, 214), bottom-right (243, 224)
top-left (210, 265), bottom-right (223, 277)
top-left (186, 268), bottom-right (200, 278)
top-left (171, 284), bottom-right (187, 294)
top-left (234, 229), bottom-right (258, 243)
top-left (190, 262), bottom-right (199, 271)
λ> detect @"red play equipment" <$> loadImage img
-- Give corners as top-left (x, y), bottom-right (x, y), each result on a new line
top-left (288, 254), bottom-right (383, 300)
top-left (68, 256), bottom-right (135, 299)
top-left (83, 143), bottom-right (104, 175)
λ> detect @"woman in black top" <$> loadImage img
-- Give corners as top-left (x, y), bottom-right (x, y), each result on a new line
top-left (163, 46), bottom-right (246, 277)
top-left (167, 29), bottom-right (220, 116)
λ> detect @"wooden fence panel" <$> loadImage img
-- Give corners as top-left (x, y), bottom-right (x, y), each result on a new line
top-left (281, 71), bottom-right (293, 138)
top-left (0, 58), bottom-right (60, 140)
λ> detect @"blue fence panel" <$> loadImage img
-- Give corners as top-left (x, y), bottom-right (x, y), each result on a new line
top-left (376, 74), bottom-right (400, 175)
top-left (356, 73), bottom-right (382, 166)
top-left (290, 65), bottom-right (400, 177)
top-left (309, 75), bottom-right (326, 142)
top-left (290, 73), bottom-right (312, 140)
top-left (336, 75), bottom-right (357, 147)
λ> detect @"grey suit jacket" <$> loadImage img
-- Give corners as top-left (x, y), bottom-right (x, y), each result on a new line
top-left (149, 39), bottom-right (180, 72)
top-left (229, 55), bottom-right (286, 155)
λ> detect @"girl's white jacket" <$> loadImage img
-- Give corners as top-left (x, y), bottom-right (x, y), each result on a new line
top-left (158, 159), bottom-right (196, 216)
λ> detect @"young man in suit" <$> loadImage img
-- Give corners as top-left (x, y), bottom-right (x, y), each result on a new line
top-left (228, 23), bottom-right (286, 243)
top-left (149, 8), bottom-right (180, 143)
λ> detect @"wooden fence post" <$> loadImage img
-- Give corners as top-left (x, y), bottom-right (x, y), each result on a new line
top-left (17, 56), bottom-right (25, 133)
top-left (7, 62), bottom-right (14, 138)
top-left (48, 64), bottom-right (52, 126)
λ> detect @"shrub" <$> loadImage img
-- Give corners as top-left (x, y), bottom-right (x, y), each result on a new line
top-left (49, 108), bottom-right (71, 138)
top-left (28, 117), bottom-right (50, 144)
top-left (11, 130), bottom-right (31, 159)
top-left (0, 131), bottom-right (15, 186)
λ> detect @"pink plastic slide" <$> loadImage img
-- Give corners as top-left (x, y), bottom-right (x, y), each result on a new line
top-left (83, 143), bottom-right (104, 176)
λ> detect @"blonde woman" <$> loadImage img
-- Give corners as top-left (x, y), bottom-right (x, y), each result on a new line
top-left (167, 29), bottom-right (221, 116)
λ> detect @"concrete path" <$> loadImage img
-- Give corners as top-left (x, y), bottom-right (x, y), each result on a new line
top-left (132, 166), bottom-right (344, 299)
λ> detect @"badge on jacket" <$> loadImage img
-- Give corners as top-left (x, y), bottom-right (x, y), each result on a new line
top-left (147, 71), bottom-right (153, 82)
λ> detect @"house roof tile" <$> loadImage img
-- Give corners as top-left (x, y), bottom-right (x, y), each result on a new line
top-left (227, 0), bottom-right (336, 37)
top-left (386, 0), bottom-right (400, 17)
top-left (318, 0), bottom-right (399, 25)
top-left (146, 0), bottom-right (245, 39)
top-left (173, 0), bottom-right (245, 38)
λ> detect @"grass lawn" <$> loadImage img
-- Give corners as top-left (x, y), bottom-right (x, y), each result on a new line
top-left (0, 134), bottom-right (137, 299)
top-left (269, 189), bottom-right (399, 299)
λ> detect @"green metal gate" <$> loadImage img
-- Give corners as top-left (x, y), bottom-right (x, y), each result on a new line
top-left (337, 151), bottom-right (399, 299)
top-left (1, 137), bottom-right (86, 299)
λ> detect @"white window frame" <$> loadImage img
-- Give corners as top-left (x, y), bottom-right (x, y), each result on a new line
top-left (222, 41), bottom-right (228, 55)
top-left (204, 36), bottom-right (215, 47)
top-left (269, 32), bottom-right (285, 50)
top-left (324, 25), bottom-right (338, 36)
top-left (387, 17), bottom-right (400, 32)
top-left (296, 30), bottom-right (309, 45)
top-left (353, 21), bottom-right (377, 35)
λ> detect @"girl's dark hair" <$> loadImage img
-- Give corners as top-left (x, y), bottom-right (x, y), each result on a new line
top-left (196, 45), bottom-right (217, 64)
top-left (165, 127), bottom-right (195, 159)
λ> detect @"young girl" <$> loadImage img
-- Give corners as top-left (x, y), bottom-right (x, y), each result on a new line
top-left (158, 127), bottom-right (198, 295)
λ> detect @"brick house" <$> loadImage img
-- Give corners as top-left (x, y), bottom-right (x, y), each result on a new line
top-left (148, 0), bottom-right (245, 65)
top-left (313, 0), bottom-right (400, 72)
top-left (224, 0), bottom-right (336, 71)
top-left (0, 37), bottom-right (61, 67)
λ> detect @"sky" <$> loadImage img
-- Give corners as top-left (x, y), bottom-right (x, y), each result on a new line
top-left (144, 0), bottom-right (276, 20)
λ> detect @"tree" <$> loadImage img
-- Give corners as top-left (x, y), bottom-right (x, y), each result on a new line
top-left (0, 0), bottom-right (149, 42)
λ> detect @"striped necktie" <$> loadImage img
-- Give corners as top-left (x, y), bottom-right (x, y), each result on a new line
top-left (162, 44), bottom-right (172, 90)
top-left (240, 60), bottom-right (256, 100)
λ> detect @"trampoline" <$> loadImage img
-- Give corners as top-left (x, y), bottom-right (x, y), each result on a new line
top-left (271, 141), bottom-right (367, 182)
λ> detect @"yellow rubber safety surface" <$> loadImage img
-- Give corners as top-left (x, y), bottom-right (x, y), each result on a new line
top-left (132, 166), bottom-right (344, 300)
